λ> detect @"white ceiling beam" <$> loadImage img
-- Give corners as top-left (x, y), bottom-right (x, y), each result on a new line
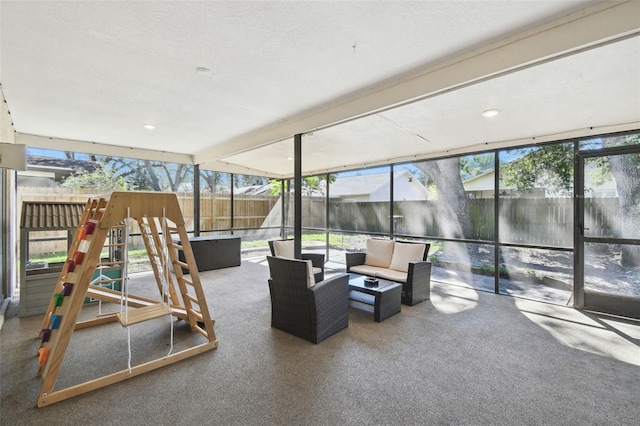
top-left (17, 133), bottom-right (193, 165)
top-left (194, 0), bottom-right (640, 167)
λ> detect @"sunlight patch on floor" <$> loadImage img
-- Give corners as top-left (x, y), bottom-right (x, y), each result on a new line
top-left (515, 298), bottom-right (640, 366)
top-left (430, 283), bottom-right (479, 314)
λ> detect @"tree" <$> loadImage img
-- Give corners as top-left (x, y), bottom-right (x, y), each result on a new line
top-left (268, 175), bottom-right (336, 196)
top-left (602, 135), bottom-right (640, 267)
top-left (415, 158), bottom-right (475, 240)
top-left (500, 136), bottom-right (640, 267)
top-left (412, 158), bottom-right (483, 269)
top-left (501, 143), bottom-right (574, 196)
top-left (200, 170), bottom-right (229, 193)
top-left (61, 166), bottom-right (127, 191)
top-left (460, 154), bottom-right (495, 181)
top-left (99, 157), bottom-right (192, 191)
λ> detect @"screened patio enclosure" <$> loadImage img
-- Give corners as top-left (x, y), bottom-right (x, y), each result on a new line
top-left (17, 131), bottom-right (640, 320)
top-left (2, 2), bottom-right (639, 319)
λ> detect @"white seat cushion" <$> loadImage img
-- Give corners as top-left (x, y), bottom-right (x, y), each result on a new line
top-left (273, 240), bottom-right (294, 258)
top-left (350, 264), bottom-right (389, 277)
top-left (389, 242), bottom-right (426, 273)
top-left (376, 269), bottom-right (408, 283)
top-left (364, 239), bottom-right (395, 268)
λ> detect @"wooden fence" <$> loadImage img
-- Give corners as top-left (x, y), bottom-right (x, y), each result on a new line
top-left (19, 188), bottom-right (620, 256)
top-left (324, 197), bottom-right (619, 248)
top-left (19, 188), bottom-right (279, 256)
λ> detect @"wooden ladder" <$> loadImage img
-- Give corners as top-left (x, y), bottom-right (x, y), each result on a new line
top-left (34, 191), bottom-right (218, 408)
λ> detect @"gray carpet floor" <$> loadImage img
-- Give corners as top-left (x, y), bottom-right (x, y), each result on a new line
top-left (1, 257), bottom-right (639, 425)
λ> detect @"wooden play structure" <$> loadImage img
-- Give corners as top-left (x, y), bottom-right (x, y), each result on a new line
top-left (35, 192), bottom-right (217, 407)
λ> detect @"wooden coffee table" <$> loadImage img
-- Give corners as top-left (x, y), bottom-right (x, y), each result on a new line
top-left (348, 274), bottom-right (402, 322)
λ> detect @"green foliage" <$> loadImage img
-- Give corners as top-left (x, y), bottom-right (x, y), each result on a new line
top-left (460, 153), bottom-right (495, 181)
top-left (269, 175), bottom-right (337, 196)
top-left (501, 144), bottom-right (574, 196)
top-left (590, 134), bottom-right (640, 186)
top-left (62, 166), bottom-right (127, 191)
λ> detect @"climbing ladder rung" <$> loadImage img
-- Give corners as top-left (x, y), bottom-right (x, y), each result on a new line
top-left (184, 293), bottom-right (198, 304)
top-left (187, 309), bottom-right (204, 322)
top-left (91, 278), bottom-right (121, 284)
top-left (97, 261), bottom-right (125, 267)
top-left (116, 303), bottom-right (172, 327)
top-left (178, 277), bottom-right (194, 287)
top-left (175, 260), bottom-right (189, 270)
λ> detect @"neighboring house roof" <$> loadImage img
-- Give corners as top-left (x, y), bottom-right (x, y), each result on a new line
top-left (234, 183), bottom-right (272, 196)
top-left (20, 201), bottom-right (86, 230)
top-left (330, 170), bottom-right (427, 199)
top-left (27, 155), bottom-right (100, 174)
top-left (20, 155), bottom-right (101, 184)
top-left (330, 171), bottom-right (397, 198)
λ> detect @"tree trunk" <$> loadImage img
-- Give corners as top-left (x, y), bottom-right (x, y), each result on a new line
top-left (603, 138), bottom-right (640, 267)
top-left (415, 158), bottom-right (480, 266)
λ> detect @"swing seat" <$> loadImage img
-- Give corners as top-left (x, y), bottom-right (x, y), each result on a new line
top-left (116, 303), bottom-right (172, 327)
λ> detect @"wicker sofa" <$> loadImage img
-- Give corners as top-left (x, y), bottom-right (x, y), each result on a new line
top-left (346, 239), bottom-right (431, 306)
top-left (267, 256), bottom-right (348, 344)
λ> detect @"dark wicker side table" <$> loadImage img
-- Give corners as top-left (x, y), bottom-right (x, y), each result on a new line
top-left (348, 274), bottom-right (402, 322)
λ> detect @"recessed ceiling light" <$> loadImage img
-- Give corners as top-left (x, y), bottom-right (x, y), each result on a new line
top-left (143, 124), bottom-right (156, 130)
top-left (287, 157), bottom-right (294, 161)
top-left (481, 109), bottom-right (499, 118)
top-left (195, 66), bottom-right (211, 75)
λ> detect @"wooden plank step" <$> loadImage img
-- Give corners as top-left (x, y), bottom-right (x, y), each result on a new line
top-left (116, 303), bottom-right (172, 327)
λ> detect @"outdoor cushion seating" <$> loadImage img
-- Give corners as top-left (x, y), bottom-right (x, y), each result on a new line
top-left (268, 239), bottom-right (325, 282)
top-left (346, 239), bottom-right (431, 306)
top-left (267, 256), bottom-right (349, 344)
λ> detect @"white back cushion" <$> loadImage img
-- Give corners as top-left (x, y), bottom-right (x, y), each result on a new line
top-left (305, 260), bottom-right (316, 287)
top-left (364, 239), bottom-right (395, 268)
top-left (389, 242), bottom-right (426, 273)
top-left (273, 240), bottom-right (295, 258)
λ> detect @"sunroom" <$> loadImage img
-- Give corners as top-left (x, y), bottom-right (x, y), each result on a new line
top-left (0, 1), bottom-right (639, 423)
top-left (2, 0), bottom-right (638, 319)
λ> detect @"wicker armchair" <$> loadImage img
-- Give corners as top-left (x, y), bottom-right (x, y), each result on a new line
top-left (268, 239), bottom-right (325, 282)
top-left (267, 256), bottom-right (348, 344)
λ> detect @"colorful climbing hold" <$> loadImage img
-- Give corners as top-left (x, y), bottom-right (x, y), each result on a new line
top-left (38, 347), bottom-right (50, 365)
top-left (41, 329), bottom-right (51, 343)
top-left (73, 251), bottom-right (84, 265)
top-left (85, 221), bottom-right (96, 235)
top-left (53, 293), bottom-right (64, 307)
top-left (62, 282), bottom-right (73, 296)
top-left (50, 315), bottom-right (62, 329)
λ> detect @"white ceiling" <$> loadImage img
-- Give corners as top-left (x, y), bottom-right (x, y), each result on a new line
top-left (1, 1), bottom-right (639, 178)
